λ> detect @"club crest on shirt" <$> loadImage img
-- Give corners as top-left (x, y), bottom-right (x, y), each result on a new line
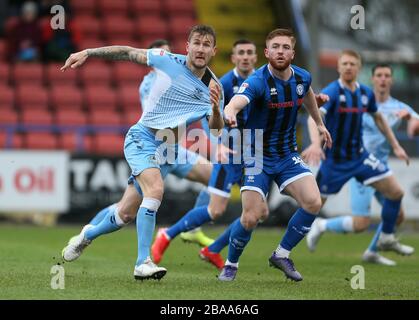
top-left (361, 95), bottom-right (369, 105)
top-left (296, 84), bottom-right (304, 96)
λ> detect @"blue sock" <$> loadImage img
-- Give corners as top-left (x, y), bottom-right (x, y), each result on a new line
top-left (227, 219), bottom-right (253, 263)
top-left (325, 216), bottom-right (353, 233)
top-left (89, 205), bottom-right (113, 225)
top-left (194, 189), bottom-right (210, 208)
top-left (136, 204), bottom-right (158, 266)
top-left (381, 199), bottom-right (401, 234)
top-left (208, 219), bottom-right (235, 253)
top-left (85, 205), bottom-right (123, 241)
top-left (280, 208), bottom-right (316, 251)
top-left (166, 205), bottom-right (212, 239)
top-left (368, 222), bottom-right (382, 252)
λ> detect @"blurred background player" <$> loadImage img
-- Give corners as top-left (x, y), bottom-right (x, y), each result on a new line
top-left (61, 25), bottom-right (224, 281)
top-left (349, 63), bottom-right (417, 265)
top-left (152, 39), bottom-right (258, 269)
top-left (221, 28), bottom-right (332, 282)
top-left (304, 50), bottom-right (411, 260)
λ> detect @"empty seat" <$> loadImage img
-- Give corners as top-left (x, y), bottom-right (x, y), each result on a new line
top-left (0, 109), bottom-right (18, 125)
top-left (135, 16), bottom-right (168, 39)
top-left (92, 133), bottom-right (124, 155)
top-left (0, 132), bottom-right (23, 149)
top-left (16, 85), bottom-right (49, 109)
top-left (117, 85), bottom-right (141, 111)
top-left (89, 110), bottom-right (122, 126)
top-left (74, 15), bottom-right (102, 38)
top-left (102, 15), bottom-right (135, 40)
top-left (21, 109), bottom-right (53, 125)
top-left (50, 85), bottom-right (83, 110)
top-left (45, 63), bottom-right (78, 86)
top-left (13, 63), bottom-right (44, 85)
top-left (25, 132), bottom-right (58, 150)
top-left (168, 16), bottom-right (197, 38)
top-left (70, 0), bottom-right (97, 16)
top-left (84, 85), bottom-right (117, 110)
top-left (0, 39), bottom-right (7, 61)
top-left (0, 63), bottom-right (10, 84)
top-left (0, 86), bottom-right (15, 109)
top-left (55, 109), bottom-right (87, 126)
top-left (113, 62), bottom-right (148, 85)
top-left (164, 0), bottom-right (196, 17)
top-left (124, 110), bottom-right (141, 126)
top-left (58, 132), bottom-right (93, 152)
top-left (98, 0), bottom-right (129, 15)
top-left (79, 62), bottom-right (112, 86)
top-left (131, 0), bottom-right (163, 16)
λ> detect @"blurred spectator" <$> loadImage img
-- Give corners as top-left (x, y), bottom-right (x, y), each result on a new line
top-left (41, 9), bottom-right (81, 62)
top-left (7, 1), bottom-right (42, 62)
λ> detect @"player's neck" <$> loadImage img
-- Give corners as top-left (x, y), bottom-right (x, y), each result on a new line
top-left (340, 78), bottom-right (357, 91)
top-left (236, 68), bottom-right (253, 79)
top-left (268, 64), bottom-right (292, 81)
top-left (186, 59), bottom-right (206, 78)
top-left (375, 90), bottom-right (390, 103)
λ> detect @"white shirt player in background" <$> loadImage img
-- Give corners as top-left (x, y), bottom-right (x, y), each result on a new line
top-left (351, 64), bottom-right (418, 265)
top-left (59, 25), bottom-right (224, 281)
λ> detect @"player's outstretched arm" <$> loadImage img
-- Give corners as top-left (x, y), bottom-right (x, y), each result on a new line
top-left (223, 95), bottom-right (248, 128)
top-left (373, 112), bottom-right (410, 165)
top-left (61, 46), bottom-right (147, 71)
top-left (303, 87), bottom-right (332, 149)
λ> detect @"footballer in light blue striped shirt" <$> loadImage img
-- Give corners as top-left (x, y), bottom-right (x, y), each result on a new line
top-left (60, 25), bottom-right (224, 281)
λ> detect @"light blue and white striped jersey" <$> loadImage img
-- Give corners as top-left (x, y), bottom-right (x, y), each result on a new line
top-left (138, 48), bottom-right (221, 129)
top-left (362, 96), bottom-right (419, 162)
top-left (139, 70), bottom-right (156, 107)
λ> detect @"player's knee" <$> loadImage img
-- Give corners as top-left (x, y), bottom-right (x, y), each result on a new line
top-left (146, 184), bottom-right (164, 201)
top-left (208, 204), bottom-right (226, 220)
top-left (117, 203), bottom-right (136, 223)
top-left (354, 217), bottom-right (370, 232)
top-left (240, 211), bottom-right (259, 229)
top-left (302, 196), bottom-right (322, 214)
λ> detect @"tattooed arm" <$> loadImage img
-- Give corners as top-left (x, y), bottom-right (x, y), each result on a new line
top-left (61, 46), bottom-right (147, 71)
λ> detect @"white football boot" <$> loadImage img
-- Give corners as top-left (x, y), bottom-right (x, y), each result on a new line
top-left (306, 218), bottom-right (325, 252)
top-left (62, 224), bottom-right (93, 262)
top-left (362, 250), bottom-right (396, 266)
top-left (376, 233), bottom-right (415, 256)
top-left (134, 257), bottom-right (167, 281)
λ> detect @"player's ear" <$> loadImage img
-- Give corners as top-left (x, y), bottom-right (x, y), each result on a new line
top-left (186, 42), bottom-right (190, 54)
top-left (264, 47), bottom-right (269, 59)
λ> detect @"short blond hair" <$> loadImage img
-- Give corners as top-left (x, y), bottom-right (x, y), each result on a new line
top-left (266, 28), bottom-right (296, 48)
top-left (339, 49), bottom-right (362, 64)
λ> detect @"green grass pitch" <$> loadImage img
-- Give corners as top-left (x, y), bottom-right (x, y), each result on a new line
top-left (0, 224), bottom-right (418, 299)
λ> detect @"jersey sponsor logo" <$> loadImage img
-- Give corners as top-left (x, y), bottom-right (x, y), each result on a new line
top-left (338, 107), bottom-right (367, 113)
top-left (268, 98), bottom-right (304, 109)
top-left (237, 83), bottom-right (248, 94)
top-left (296, 84), bottom-right (304, 96)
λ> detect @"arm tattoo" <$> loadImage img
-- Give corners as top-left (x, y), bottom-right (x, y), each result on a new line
top-left (86, 46), bottom-right (147, 65)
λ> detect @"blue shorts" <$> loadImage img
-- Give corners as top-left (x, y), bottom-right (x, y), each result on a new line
top-left (208, 163), bottom-right (243, 198)
top-left (317, 152), bottom-right (392, 197)
top-left (350, 178), bottom-right (385, 216)
top-left (125, 123), bottom-right (199, 195)
top-left (241, 153), bottom-right (312, 199)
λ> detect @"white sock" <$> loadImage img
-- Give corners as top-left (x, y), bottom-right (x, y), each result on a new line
top-left (275, 246), bottom-right (290, 258)
top-left (379, 232), bottom-right (394, 242)
top-left (318, 218), bottom-right (327, 233)
top-left (342, 216), bottom-right (354, 232)
top-left (225, 260), bottom-right (238, 268)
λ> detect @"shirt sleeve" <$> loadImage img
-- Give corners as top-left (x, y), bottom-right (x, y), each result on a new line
top-left (319, 83), bottom-right (337, 114)
top-left (402, 103), bottom-right (419, 120)
top-left (367, 89), bottom-right (378, 113)
top-left (146, 49), bottom-right (175, 70)
top-left (235, 74), bottom-right (264, 104)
